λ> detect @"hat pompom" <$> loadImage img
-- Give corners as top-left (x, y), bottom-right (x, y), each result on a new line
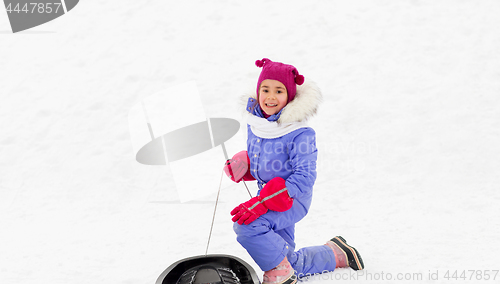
top-left (295, 74), bottom-right (305, 85)
top-left (255, 58), bottom-right (270, 68)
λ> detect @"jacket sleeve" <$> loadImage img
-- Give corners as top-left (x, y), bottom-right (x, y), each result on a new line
top-left (285, 128), bottom-right (318, 198)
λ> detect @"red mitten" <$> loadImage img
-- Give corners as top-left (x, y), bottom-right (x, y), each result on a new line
top-left (230, 177), bottom-right (294, 225)
top-left (259, 177), bottom-right (294, 212)
top-left (230, 197), bottom-right (268, 225)
top-left (223, 151), bottom-right (256, 183)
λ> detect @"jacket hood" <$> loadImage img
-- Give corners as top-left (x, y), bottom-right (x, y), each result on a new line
top-left (242, 79), bottom-right (323, 124)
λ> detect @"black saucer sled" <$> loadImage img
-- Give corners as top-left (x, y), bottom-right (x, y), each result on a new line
top-left (156, 254), bottom-right (261, 284)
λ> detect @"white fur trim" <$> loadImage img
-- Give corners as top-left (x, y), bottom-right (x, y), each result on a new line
top-left (278, 80), bottom-right (322, 124)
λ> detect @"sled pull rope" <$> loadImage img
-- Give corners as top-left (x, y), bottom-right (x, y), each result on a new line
top-left (242, 180), bottom-right (253, 198)
top-left (205, 170), bottom-right (225, 256)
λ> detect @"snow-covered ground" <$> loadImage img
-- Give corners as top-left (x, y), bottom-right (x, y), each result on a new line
top-left (1, 1), bottom-right (499, 283)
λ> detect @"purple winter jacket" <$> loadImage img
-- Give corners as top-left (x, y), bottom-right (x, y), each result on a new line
top-left (244, 80), bottom-right (322, 210)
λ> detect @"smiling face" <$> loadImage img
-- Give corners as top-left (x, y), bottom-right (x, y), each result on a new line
top-left (258, 79), bottom-right (288, 116)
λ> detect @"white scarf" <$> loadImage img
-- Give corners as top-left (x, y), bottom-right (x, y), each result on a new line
top-left (247, 113), bottom-right (309, 139)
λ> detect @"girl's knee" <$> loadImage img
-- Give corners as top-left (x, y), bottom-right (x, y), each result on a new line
top-left (233, 222), bottom-right (243, 235)
top-left (233, 219), bottom-right (271, 237)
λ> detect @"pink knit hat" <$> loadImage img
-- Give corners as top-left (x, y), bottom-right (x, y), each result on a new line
top-left (255, 58), bottom-right (305, 103)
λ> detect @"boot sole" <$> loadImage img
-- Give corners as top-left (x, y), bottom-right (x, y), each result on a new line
top-left (330, 236), bottom-right (365, 270)
top-left (283, 274), bottom-right (297, 284)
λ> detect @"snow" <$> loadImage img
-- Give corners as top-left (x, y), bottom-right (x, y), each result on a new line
top-left (1, 0), bottom-right (499, 283)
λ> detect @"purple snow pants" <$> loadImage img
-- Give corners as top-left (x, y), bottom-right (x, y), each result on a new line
top-left (233, 198), bottom-right (337, 275)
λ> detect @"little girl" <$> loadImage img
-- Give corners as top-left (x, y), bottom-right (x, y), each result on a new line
top-left (224, 58), bottom-right (364, 284)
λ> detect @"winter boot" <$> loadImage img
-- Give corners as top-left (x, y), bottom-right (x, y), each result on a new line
top-left (325, 236), bottom-right (364, 270)
top-left (262, 256), bottom-right (297, 284)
